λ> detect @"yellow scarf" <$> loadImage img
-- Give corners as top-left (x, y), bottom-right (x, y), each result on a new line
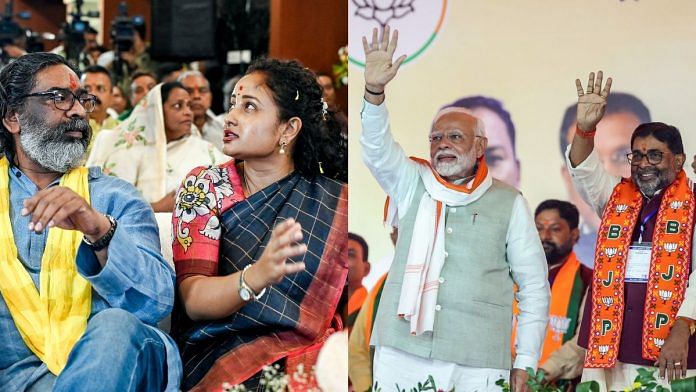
top-left (585, 170), bottom-right (694, 368)
top-left (0, 156), bottom-right (92, 375)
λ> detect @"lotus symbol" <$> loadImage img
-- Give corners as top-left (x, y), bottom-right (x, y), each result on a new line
top-left (602, 297), bottom-right (614, 308)
top-left (352, 0), bottom-right (417, 29)
top-left (670, 201), bottom-right (684, 210)
top-left (664, 243), bottom-right (678, 253)
top-left (659, 290), bottom-right (673, 303)
top-left (549, 316), bottom-right (571, 341)
top-left (598, 345), bottom-right (610, 357)
top-left (605, 247), bottom-right (618, 258)
top-left (654, 338), bottom-right (665, 348)
top-left (615, 204), bottom-right (628, 214)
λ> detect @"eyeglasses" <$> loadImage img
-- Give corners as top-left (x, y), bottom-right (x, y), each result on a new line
top-left (429, 132), bottom-right (481, 145)
top-left (20, 89), bottom-right (97, 113)
top-left (626, 150), bottom-right (664, 166)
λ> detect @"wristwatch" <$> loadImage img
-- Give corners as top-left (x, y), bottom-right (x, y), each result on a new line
top-left (82, 215), bottom-right (117, 252)
top-left (238, 264), bottom-right (267, 302)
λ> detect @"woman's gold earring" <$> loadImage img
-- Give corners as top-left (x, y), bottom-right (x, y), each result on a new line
top-left (279, 140), bottom-right (287, 155)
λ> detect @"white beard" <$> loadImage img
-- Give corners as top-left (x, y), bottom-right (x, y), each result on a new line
top-left (433, 148), bottom-right (477, 178)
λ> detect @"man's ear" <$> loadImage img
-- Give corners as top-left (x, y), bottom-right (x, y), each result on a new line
top-left (2, 112), bottom-right (20, 135)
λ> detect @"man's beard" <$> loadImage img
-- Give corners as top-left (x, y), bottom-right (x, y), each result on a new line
top-left (18, 113), bottom-right (91, 173)
top-left (632, 165), bottom-right (675, 198)
top-left (542, 240), bottom-right (574, 266)
top-left (433, 147), bottom-right (477, 179)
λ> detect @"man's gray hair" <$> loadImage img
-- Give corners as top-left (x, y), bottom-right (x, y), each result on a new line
top-left (431, 107), bottom-right (486, 137)
top-left (177, 70), bottom-right (209, 86)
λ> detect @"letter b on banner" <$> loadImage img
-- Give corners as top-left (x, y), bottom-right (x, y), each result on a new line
top-left (608, 225), bottom-right (621, 239)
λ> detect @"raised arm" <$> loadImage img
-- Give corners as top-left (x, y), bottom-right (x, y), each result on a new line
top-left (568, 71), bottom-right (613, 167)
top-left (362, 26), bottom-right (407, 105)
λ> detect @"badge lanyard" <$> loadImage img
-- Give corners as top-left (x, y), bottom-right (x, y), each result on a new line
top-left (638, 209), bottom-right (658, 243)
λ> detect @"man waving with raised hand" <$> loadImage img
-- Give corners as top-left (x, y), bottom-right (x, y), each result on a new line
top-left (359, 26), bottom-right (549, 392)
top-left (569, 71), bottom-right (696, 390)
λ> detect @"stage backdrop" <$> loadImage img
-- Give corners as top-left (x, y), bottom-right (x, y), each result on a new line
top-left (348, 0), bottom-right (696, 282)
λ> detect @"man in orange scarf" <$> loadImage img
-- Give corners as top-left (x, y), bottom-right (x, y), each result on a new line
top-left (346, 232), bottom-right (371, 331)
top-left (360, 26), bottom-right (549, 392)
top-left (533, 200), bottom-right (592, 388)
top-left (567, 71), bottom-right (696, 390)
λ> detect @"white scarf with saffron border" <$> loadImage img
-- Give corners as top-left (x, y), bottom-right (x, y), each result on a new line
top-left (393, 157), bottom-right (492, 335)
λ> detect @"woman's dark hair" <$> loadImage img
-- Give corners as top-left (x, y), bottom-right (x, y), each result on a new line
top-left (160, 81), bottom-right (187, 104)
top-left (246, 58), bottom-right (347, 182)
top-left (0, 52), bottom-right (78, 157)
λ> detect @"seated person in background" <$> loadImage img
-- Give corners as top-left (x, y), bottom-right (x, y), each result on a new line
top-left (178, 70), bottom-right (224, 150)
top-left (119, 70), bottom-right (158, 121)
top-left (87, 82), bottom-right (228, 212)
top-left (171, 58), bottom-right (348, 391)
top-left (80, 65), bottom-right (120, 140)
top-left (0, 52), bottom-right (180, 391)
top-left (110, 84), bottom-right (130, 116)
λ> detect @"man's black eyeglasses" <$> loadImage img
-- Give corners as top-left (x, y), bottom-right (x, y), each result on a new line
top-left (20, 89), bottom-right (97, 113)
top-left (626, 150), bottom-right (664, 166)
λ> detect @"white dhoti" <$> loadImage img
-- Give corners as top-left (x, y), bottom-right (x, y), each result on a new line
top-left (373, 346), bottom-right (509, 392)
top-left (582, 363), bottom-right (696, 392)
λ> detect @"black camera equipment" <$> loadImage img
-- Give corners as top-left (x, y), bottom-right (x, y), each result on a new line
top-left (62, 0), bottom-right (99, 66)
top-left (110, 1), bottom-right (144, 84)
top-left (0, 1), bottom-right (30, 64)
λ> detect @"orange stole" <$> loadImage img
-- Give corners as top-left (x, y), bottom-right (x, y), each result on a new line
top-left (347, 287), bottom-right (368, 330)
top-left (511, 253), bottom-right (581, 364)
top-left (585, 171), bottom-right (694, 368)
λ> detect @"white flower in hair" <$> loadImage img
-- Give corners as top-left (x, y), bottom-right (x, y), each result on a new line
top-left (321, 97), bottom-right (329, 118)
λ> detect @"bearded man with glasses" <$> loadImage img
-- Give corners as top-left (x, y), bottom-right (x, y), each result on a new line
top-left (359, 26), bottom-right (549, 392)
top-left (0, 52), bottom-right (181, 391)
top-left (567, 70), bottom-right (696, 390)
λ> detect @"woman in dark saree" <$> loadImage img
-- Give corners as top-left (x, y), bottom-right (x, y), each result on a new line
top-left (170, 58), bottom-right (347, 391)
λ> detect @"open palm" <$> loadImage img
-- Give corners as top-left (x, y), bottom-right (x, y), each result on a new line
top-left (575, 71), bottom-right (612, 131)
top-left (362, 25), bottom-right (407, 91)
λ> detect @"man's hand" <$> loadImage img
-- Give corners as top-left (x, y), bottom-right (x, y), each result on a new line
top-left (575, 70), bottom-right (613, 131)
top-left (656, 318), bottom-right (690, 383)
top-left (510, 368), bottom-right (529, 392)
top-left (362, 25), bottom-right (407, 103)
top-left (22, 186), bottom-right (111, 242)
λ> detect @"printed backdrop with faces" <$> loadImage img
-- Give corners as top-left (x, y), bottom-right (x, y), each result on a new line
top-left (348, 0), bottom-right (696, 277)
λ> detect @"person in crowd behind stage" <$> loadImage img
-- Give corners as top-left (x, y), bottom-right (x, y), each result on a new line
top-left (349, 228), bottom-right (397, 392)
top-left (316, 72), bottom-right (348, 137)
top-left (558, 92), bottom-right (651, 265)
top-left (0, 52), bottom-right (180, 391)
top-left (80, 65), bottom-right (120, 141)
top-left (346, 232), bottom-right (371, 330)
top-left (170, 58), bottom-right (347, 391)
top-left (444, 95), bottom-right (520, 188)
top-left (360, 26), bottom-right (549, 391)
top-left (87, 82), bottom-right (228, 212)
top-left (110, 84), bottom-right (130, 115)
top-left (97, 21), bottom-right (160, 88)
top-left (178, 70), bottom-right (224, 150)
top-left (120, 70), bottom-right (158, 121)
top-left (526, 200), bottom-right (592, 390)
top-left (568, 71), bottom-right (696, 389)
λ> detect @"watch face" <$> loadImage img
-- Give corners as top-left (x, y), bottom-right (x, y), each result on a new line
top-left (239, 288), bottom-right (251, 302)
